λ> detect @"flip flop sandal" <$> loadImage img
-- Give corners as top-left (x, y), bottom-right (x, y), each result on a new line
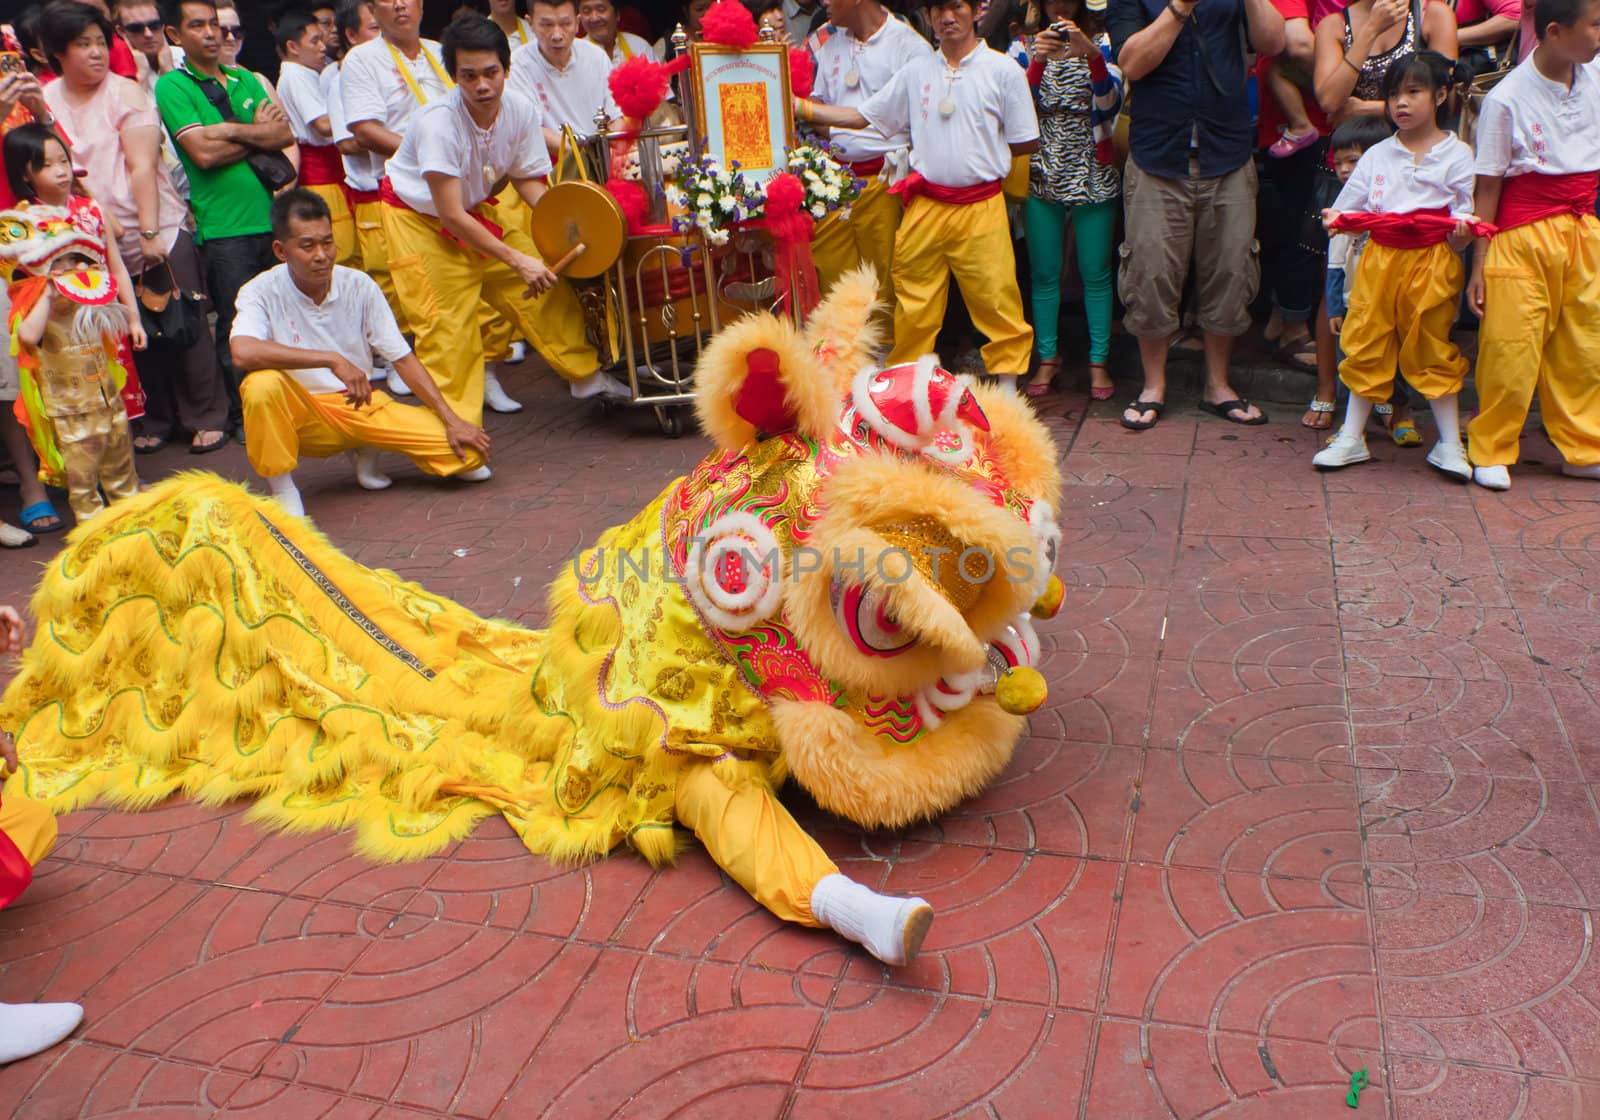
top-left (190, 430), bottom-right (228, 455)
top-left (19, 500), bottom-right (64, 534)
top-left (1200, 399), bottom-right (1269, 425)
top-left (1120, 399), bottom-right (1165, 431)
top-left (1302, 398), bottom-right (1336, 429)
top-left (1278, 336), bottom-right (1318, 371)
top-left (0, 521), bottom-right (36, 549)
top-left (1390, 419), bottom-right (1423, 446)
top-left (134, 434), bottom-right (171, 454)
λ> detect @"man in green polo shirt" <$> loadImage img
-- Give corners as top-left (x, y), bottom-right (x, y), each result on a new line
top-left (155, 0), bottom-right (293, 437)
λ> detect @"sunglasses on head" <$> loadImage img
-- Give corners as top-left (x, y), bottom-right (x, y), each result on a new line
top-left (121, 19), bottom-right (163, 34)
top-left (219, 25), bottom-right (243, 39)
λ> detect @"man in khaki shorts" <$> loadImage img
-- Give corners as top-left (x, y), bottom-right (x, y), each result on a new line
top-left (1106, 0), bottom-right (1285, 430)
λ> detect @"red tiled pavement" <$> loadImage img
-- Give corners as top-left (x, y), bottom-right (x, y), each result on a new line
top-left (2, 367), bottom-right (1597, 1117)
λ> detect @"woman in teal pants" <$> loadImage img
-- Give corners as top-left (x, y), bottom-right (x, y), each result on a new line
top-left (1023, 0), bottom-right (1124, 399)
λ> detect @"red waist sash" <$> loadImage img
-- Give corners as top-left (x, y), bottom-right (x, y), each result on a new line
top-left (850, 157), bottom-right (885, 177)
top-left (1494, 172), bottom-right (1599, 233)
top-left (1329, 207), bottom-right (1497, 249)
top-left (888, 173), bottom-right (1002, 207)
top-left (378, 178), bottom-right (504, 250)
top-left (297, 142), bottom-right (344, 187)
top-left (345, 186), bottom-right (382, 207)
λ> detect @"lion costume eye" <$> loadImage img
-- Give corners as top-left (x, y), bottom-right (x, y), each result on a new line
top-left (832, 581), bottom-right (914, 657)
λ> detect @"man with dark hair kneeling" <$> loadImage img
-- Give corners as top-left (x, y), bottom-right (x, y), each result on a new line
top-left (231, 188), bottom-right (493, 518)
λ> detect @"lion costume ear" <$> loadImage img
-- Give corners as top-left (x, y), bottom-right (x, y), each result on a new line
top-left (804, 265), bottom-right (885, 395)
top-left (692, 313), bottom-right (837, 449)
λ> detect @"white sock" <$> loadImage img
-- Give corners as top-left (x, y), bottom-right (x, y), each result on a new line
top-left (1429, 392), bottom-right (1461, 446)
top-left (1338, 395), bottom-right (1374, 443)
top-left (265, 472), bottom-right (305, 518)
top-left (809, 873), bottom-right (933, 967)
top-left (570, 369), bottom-right (628, 400)
top-left (484, 369), bottom-right (523, 413)
top-left (457, 464), bottom-right (492, 482)
top-left (349, 449), bottom-right (392, 491)
top-left (508, 340), bottom-right (528, 363)
top-left (0, 1002), bottom-right (84, 1064)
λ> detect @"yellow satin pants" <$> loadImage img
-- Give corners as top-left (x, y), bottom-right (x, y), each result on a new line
top-left (888, 193), bottom-right (1033, 376)
top-left (1467, 213), bottom-right (1600, 468)
top-left (673, 764), bottom-right (838, 927)
top-left (241, 371), bottom-right (484, 478)
top-left (0, 779), bottom-right (56, 868)
top-left (1339, 240), bottom-right (1468, 403)
top-left (381, 204), bottom-right (600, 427)
top-left (812, 177), bottom-right (901, 314)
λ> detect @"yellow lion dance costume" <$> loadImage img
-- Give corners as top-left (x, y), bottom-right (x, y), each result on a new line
top-left (0, 271), bottom-right (1063, 966)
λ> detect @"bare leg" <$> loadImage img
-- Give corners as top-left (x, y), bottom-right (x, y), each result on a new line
top-left (1, 408), bottom-right (51, 516)
top-left (1201, 332), bottom-right (1262, 422)
top-left (1122, 334), bottom-right (1170, 426)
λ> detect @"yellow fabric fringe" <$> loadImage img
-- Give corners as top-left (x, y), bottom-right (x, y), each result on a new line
top-left (0, 473), bottom-right (780, 866)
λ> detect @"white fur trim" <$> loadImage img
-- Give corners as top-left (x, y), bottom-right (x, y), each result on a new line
top-left (686, 511), bottom-right (785, 631)
top-left (910, 354), bottom-right (938, 441)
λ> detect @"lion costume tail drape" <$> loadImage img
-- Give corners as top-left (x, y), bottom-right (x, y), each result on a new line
top-left (0, 472), bottom-right (774, 866)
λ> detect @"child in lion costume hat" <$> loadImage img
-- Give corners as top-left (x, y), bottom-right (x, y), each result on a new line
top-left (0, 270), bottom-right (1063, 967)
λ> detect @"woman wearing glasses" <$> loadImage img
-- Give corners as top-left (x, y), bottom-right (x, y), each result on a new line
top-left (213, 0), bottom-right (294, 126)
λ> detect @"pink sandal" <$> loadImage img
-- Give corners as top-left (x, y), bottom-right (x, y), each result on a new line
top-left (1268, 127), bottom-right (1320, 159)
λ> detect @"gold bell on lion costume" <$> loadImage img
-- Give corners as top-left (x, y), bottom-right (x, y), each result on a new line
top-left (0, 267), bottom-right (1065, 967)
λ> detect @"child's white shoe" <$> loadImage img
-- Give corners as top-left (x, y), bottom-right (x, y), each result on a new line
top-left (1425, 440), bottom-right (1471, 481)
top-left (387, 372), bottom-right (413, 396)
top-left (1473, 465), bottom-right (1511, 490)
top-left (457, 464), bottom-right (492, 482)
top-left (1312, 432), bottom-right (1371, 470)
top-left (1561, 462), bottom-right (1600, 480)
top-left (350, 449), bottom-right (392, 491)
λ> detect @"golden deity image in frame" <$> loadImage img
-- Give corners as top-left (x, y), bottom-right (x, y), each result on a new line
top-left (689, 42), bottom-right (795, 189)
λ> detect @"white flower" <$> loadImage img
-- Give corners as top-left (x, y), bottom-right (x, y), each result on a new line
top-left (707, 228), bottom-right (730, 246)
top-left (718, 194), bottom-right (736, 210)
top-left (665, 186), bottom-right (685, 206)
top-left (840, 206), bottom-right (852, 221)
top-left (810, 202), bottom-right (826, 218)
top-left (696, 192), bottom-right (713, 208)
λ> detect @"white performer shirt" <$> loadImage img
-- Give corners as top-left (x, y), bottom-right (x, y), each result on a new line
top-left (232, 264), bottom-right (411, 393)
top-left (275, 59), bottom-right (331, 146)
top-left (860, 42), bottom-right (1038, 188)
top-left (1332, 134), bottom-right (1476, 218)
top-left (499, 15), bottom-right (536, 49)
top-left (340, 36), bottom-right (451, 174)
top-left (325, 63), bottom-right (382, 193)
top-left (604, 31), bottom-right (657, 65)
top-left (385, 88), bottom-right (550, 216)
top-left (811, 15), bottom-right (929, 163)
top-left (1475, 56), bottom-right (1600, 178)
top-left (507, 38), bottom-right (618, 136)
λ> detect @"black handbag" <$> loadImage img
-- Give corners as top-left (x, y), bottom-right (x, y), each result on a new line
top-left (184, 68), bottom-right (297, 192)
top-left (137, 262), bottom-right (205, 349)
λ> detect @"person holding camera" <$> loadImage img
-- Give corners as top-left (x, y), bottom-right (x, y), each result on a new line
top-left (154, 0), bottom-right (294, 440)
top-left (1107, 0), bottom-right (1286, 431)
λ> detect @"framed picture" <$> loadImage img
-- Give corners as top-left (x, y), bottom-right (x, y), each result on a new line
top-left (689, 42), bottom-right (794, 189)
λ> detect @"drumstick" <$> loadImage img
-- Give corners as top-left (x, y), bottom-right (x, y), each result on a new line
top-left (523, 242), bottom-right (587, 298)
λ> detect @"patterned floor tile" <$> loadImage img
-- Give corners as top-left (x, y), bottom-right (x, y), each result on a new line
top-left (1147, 659), bottom-right (1350, 762)
top-left (790, 986), bottom-right (1094, 1118)
top-left (0, 1042), bottom-right (246, 1120)
top-left (1130, 752), bottom-right (1363, 880)
top-left (903, 739), bottom-right (1140, 860)
top-left (1107, 865), bottom-right (1378, 1046)
top-left (1085, 1019), bottom-right (1385, 1120)
top-left (1035, 654), bottom-right (1157, 749)
top-left (1357, 770), bottom-right (1600, 907)
top-left (1375, 890), bottom-right (1600, 1080)
top-left (1181, 478), bottom-right (1331, 541)
top-left (1475, 493), bottom-right (1600, 550)
top-left (1338, 602), bottom-right (1539, 683)
top-left (1386, 1057), bottom-right (1599, 1119)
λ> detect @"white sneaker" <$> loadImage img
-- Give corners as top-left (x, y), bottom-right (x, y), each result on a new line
top-left (1473, 465), bottom-right (1511, 491)
top-left (387, 372), bottom-right (413, 396)
top-left (569, 369), bottom-right (630, 401)
top-left (349, 449), bottom-right (392, 491)
top-left (507, 340), bottom-right (528, 363)
top-left (457, 464), bottom-right (492, 482)
top-left (1426, 440), bottom-right (1471, 481)
top-left (809, 873), bottom-right (934, 967)
top-left (0, 1002), bottom-right (84, 1064)
top-left (1561, 462), bottom-right (1600, 480)
top-left (1312, 432), bottom-right (1371, 470)
top-left (483, 370), bottom-right (523, 414)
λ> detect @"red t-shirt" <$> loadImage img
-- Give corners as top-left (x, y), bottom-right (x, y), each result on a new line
top-left (1256, 0), bottom-right (1339, 147)
top-left (109, 33), bottom-right (137, 79)
top-left (1453, 0), bottom-right (1520, 25)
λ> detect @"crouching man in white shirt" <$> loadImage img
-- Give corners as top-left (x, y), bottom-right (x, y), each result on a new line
top-left (231, 188), bottom-right (493, 519)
